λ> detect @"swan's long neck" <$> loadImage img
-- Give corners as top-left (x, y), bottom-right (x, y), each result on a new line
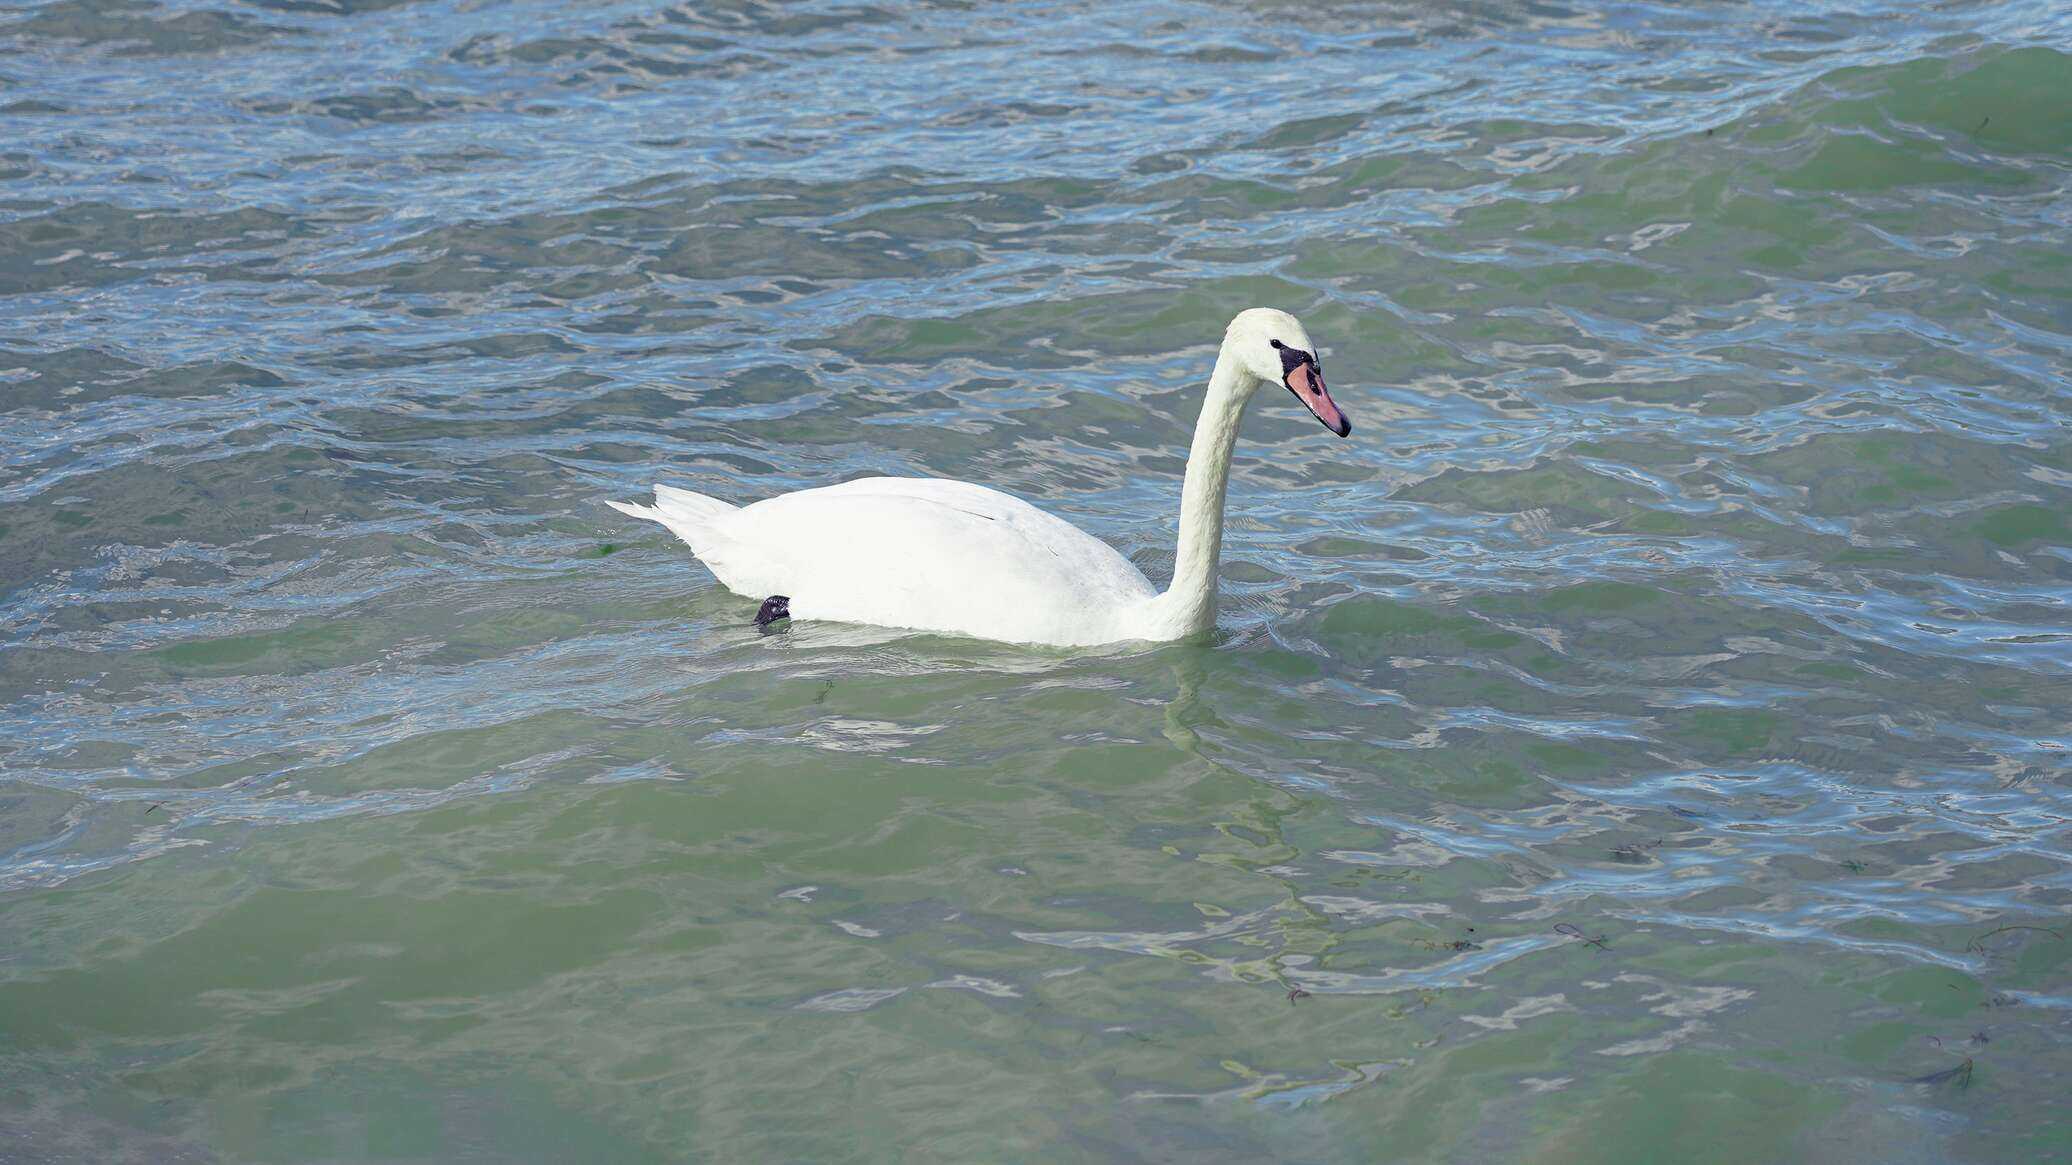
top-left (1152, 344), bottom-right (1255, 636)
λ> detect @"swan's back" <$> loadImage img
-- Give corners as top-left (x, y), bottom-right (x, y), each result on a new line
top-left (648, 477), bottom-right (1157, 645)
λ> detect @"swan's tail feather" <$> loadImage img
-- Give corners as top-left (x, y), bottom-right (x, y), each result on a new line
top-left (606, 485), bottom-right (740, 555)
top-left (653, 484), bottom-right (737, 524)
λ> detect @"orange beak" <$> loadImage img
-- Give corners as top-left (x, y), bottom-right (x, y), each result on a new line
top-left (1285, 357), bottom-right (1350, 437)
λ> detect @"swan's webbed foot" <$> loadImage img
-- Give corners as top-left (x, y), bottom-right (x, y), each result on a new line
top-left (754, 595), bottom-right (791, 633)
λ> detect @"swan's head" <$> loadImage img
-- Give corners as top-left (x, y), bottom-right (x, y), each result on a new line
top-left (1224, 307), bottom-right (1350, 438)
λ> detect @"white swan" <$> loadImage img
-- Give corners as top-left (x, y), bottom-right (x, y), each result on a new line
top-left (607, 308), bottom-right (1350, 646)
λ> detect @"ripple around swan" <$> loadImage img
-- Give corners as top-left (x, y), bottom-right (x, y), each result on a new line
top-left (3, 0), bottom-right (2071, 1160)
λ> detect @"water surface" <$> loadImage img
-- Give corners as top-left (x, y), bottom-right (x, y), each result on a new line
top-left (2, 0), bottom-right (2070, 1160)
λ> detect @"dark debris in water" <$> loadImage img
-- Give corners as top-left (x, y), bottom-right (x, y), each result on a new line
top-left (1287, 987), bottom-right (1311, 1004)
top-left (1909, 1057), bottom-right (1974, 1089)
top-left (1549, 920), bottom-right (1607, 949)
top-left (1554, 923), bottom-right (1610, 950)
top-left (1963, 924), bottom-right (2064, 953)
top-left (1416, 937), bottom-right (1483, 952)
top-left (1609, 839), bottom-right (1663, 864)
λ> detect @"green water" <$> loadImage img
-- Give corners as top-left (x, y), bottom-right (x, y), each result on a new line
top-left (3, 0), bottom-right (2070, 1160)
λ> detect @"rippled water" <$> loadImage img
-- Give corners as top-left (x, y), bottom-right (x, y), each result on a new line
top-left (4, 0), bottom-right (2071, 1160)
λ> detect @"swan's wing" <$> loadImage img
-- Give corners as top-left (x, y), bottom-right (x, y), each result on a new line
top-left (708, 478), bottom-right (1154, 642)
top-left (802, 476), bottom-right (1041, 514)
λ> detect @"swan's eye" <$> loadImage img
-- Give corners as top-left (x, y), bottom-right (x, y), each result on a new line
top-left (1269, 339), bottom-right (1284, 349)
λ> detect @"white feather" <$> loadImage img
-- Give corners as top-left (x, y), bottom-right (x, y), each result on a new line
top-left (608, 309), bottom-right (1339, 646)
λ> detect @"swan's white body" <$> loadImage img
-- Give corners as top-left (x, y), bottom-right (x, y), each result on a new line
top-left (613, 477), bottom-right (1163, 646)
top-left (608, 309), bottom-right (1348, 647)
